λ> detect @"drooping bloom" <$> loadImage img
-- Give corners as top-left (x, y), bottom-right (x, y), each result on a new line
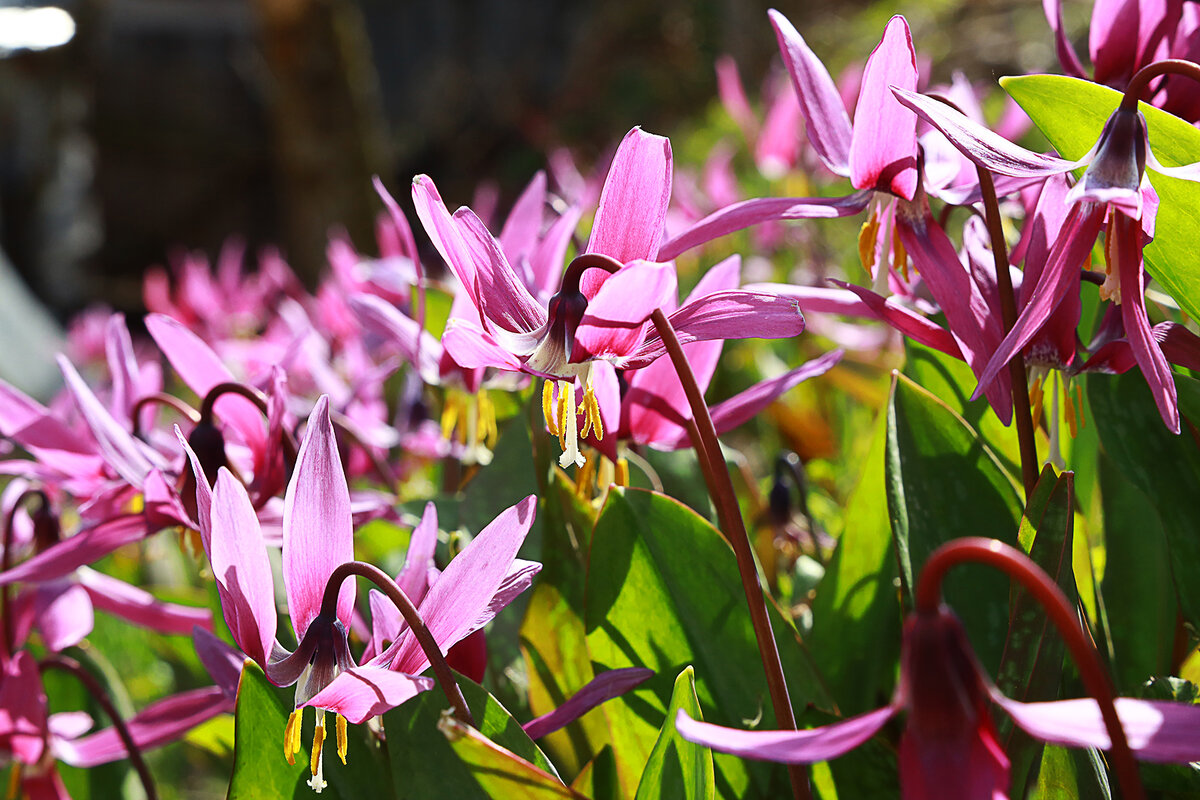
top-left (677, 604), bottom-right (1200, 798)
top-left (893, 84), bottom-right (1200, 432)
top-left (415, 127), bottom-right (806, 468)
top-left (185, 395), bottom-right (540, 792)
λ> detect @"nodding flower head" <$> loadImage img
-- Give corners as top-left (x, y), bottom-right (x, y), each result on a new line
top-left (1066, 107), bottom-right (1148, 213)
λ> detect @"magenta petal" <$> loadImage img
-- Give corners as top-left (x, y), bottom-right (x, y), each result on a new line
top-left (35, 581), bottom-right (95, 652)
top-left (898, 717), bottom-right (1010, 800)
top-left (283, 397), bottom-right (355, 638)
top-left (972, 205), bottom-right (1105, 402)
top-left (658, 192), bottom-right (871, 261)
top-left (523, 668), bottom-right (654, 740)
top-left (0, 651), bottom-right (48, 764)
top-left (77, 566), bottom-right (212, 636)
top-left (850, 16), bottom-right (918, 199)
top-left (1090, 0), bottom-right (1142, 85)
top-left (474, 558), bottom-right (542, 632)
top-left (58, 356), bottom-right (159, 488)
top-left (768, 9), bottom-right (852, 177)
top-left (828, 282), bottom-right (964, 359)
top-left (0, 514), bottom-right (147, 586)
top-left (574, 261), bottom-right (678, 361)
top-left (442, 319), bottom-right (527, 371)
top-left (453, 208), bottom-right (548, 334)
top-left (144, 314), bottom-right (266, 452)
top-left (304, 666), bottom-right (433, 725)
top-left (892, 87), bottom-right (1080, 178)
top-left (499, 171), bottom-right (547, 263)
top-left (626, 291), bottom-right (805, 370)
top-left (211, 468), bottom-right (277, 667)
top-left (675, 705), bottom-right (896, 763)
top-left (59, 686), bottom-right (233, 768)
top-left (530, 205), bottom-right (583, 299)
top-left (998, 695), bottom-right (1200, 762)
top-left (391, 496), bottom-right (538, 675)
top-left (396, 502), bottom-right (439, 607)
top-left (1043, 0), bottom-right (1089, 78)
top-left (193, 626), bottom-right (246, 700)
top-left (349, 293), bottom-right (443, 384)
top-left (585, 127), bottom-right (673, 263)
top-left (178, 426), bottom-right (214, 555)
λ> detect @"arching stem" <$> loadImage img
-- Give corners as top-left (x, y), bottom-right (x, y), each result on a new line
top-left (1122, 59), bottom-right (1200, 111)
top-left (650, 309), bottom-right (810, 800)
top-left (38, 656), bottom-right (159, 800)
top-left (319, 561), bottom-right (474, 727)
top-left (130, 393), bottom-right (200, 438)
top-left (915, 538), bottom-right (1145, 800)
top-left (1, 490), bottom-right (49, 654)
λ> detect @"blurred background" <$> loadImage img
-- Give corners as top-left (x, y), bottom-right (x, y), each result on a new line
top-left (0, 0), bottom-right (1065, 396)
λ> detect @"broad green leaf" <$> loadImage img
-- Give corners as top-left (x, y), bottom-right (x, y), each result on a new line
top-left (585, 487), bottom-right (829, 799)
top-left (635, 666), bottom-right (715, 800)
top-left (520, 469), bottom-right (605, 777)
top-left (384, 671), bottom-right (558, 799)
top-left (807, 408), bottom-right (900, 715)
top-left (1088, 371), bottom-right (1200, 628)
top-left (1098, 451), bottom-right (1175, 691)
top-left (996, 466), bottom-right (1077, 795)
top-left (886, 373), bottom-right (1023, 671)
top-left (1033, 745), bottom-right (1080, 800)
top-left (228, 662), bottom-right (305, 799)
top-left (1001, 74), bottom-right (1200, 321)
top-left (442, 715), bottom-right (583, 798)
top-left (572, 746), bottom-right (621, 800)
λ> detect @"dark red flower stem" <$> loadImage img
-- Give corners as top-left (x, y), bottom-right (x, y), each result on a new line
top-left (650, 309), bottom-right (811, 800)
top-left (976, 166), bottom-right (1039, 500)
top-left (38, 655), bottom-right (158, 800)
top-left (1122, 59), bottom-right (1200, 111)
top-left (558, 253), bottom-right (623, 295)
top-left (198, 381), bottom-right (299, 468)
top-left (129, 393), bottom-right (200, 438)
top-left (915, 538), bottom-right (1145, 800)
top-left (319, 561), bottom-right (475, 727)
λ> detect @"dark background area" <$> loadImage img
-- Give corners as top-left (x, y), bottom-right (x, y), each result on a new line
top-left (0, 0), bottom-right (1060, 319)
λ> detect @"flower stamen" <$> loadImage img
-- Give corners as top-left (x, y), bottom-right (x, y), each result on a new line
top-left (336, 714), bottom-right (348, 765)
top-left (309, 709), bottom-right (327, 793)
top-left (284, 708), bottom-right (303, 766)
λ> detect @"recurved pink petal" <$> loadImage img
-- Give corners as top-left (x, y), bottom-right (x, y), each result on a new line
top-left (625, 291), bottom-right (805, 370)
top-left (523, 668), bottom-right (654, 740)
top-left (77, 566), bottom-right (212, 636)
top-left (850, 16), bottom-right (919, 199)
top-left (284, 397), bottom-right (355, 638)
top-left (0, 514), bottom-right (147, 587)
top-left (1090, 0), bottom-right (1142, 85)
top-left (34, 581), bottom-right (94, 652)
top-left (396, 502), bottom-right (439, 607)
top-left (453, 208), bottom-right (548, 334)
top-left (768, 9), bottom-right (852, 176)
top-left (0, 652), bottom-right (48, 764)
top-left (390, 496), bottom-right (537, 675)
top-left (1043, 0), bottom-right (1089, 78)
top-left (529, 205), bottom-right (583, 300)
top-left (658, 192), bottom-right (871, 261)
top-left (193, 626), bottom-right (246, 700)
top-left (827, 282), bottom-right (964, 359)
top-left (349, 294), bottom-right (442, 384)
top-left (305, 666), bottom-right (433, 725)
top-left (413, 175), bottom-right (481, 312)
top-left (892, 87), bottom-right (1080, 178)
top-left (473, 558), bottom-right (542, 632)
top-left (144, 314), bottom-right (266, 453)
top-left (997, 695), bottom-right (1200, 762)
top-left (58, 686), bottom-right (233, 768)
top-left (499, 171), bottom-right (547, 263)
top-left (586, 127), bottom-right (673, 263)
top-left (211, 468), bottom-right (276, 667)
top-left (675, 705), bottom-right (896, 763)
top-left (573, 261), bottom-right (678, 361)
top-left (442, 319), bottom-right (528, 371)
top-left (971, 205), bottom-right (1105, 402)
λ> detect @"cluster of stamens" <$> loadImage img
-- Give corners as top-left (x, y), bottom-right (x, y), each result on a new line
top-left (542, 372), bottom-right (604, 469)
top-left (284, 707), bottom-right (348, 793)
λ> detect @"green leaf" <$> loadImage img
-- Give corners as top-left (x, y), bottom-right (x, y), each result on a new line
top-left (571, 746), bottom-right (621, 800)
top-left (1088, 371), bottom-right (1200, 628)
top-left (441, 715), bottom-right (583, 798)
top-left (886, 373), bottom-right (1023, 671)
top-left (635, 666), bottom-right (715, 800)
top-left (520, 469), bottom-right (604, 778)
top-left (807, 407), bottom-right (900, 715)
top-left (383, 671), bottom-right (558, 799)
top-left (996, 466), bottom-right (1077, 795)
top-left (228, 662), bottom-right (306, 799)
top-left (584, 487), bottom-right (829, 799)
top-left (1001, 73), bottom-right (1200, 321)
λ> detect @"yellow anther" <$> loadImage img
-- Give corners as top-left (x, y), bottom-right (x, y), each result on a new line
top-left (1075, 387), bottom-right (1086, 432)
top-left (7, 762), bottom-right (21, 800)
top-left (1029, 377), bottom-right (1045, 430)
top-left (1064, 381), bottom-right (1079, 439)
top-left (575, 456), bottom-right (596, 499)
top-left (541, 380), bottom-right (557, 436)
top-left (557, 383), bottom-right (571, 452)
top-left (581, 385), bottom-right (604, 441)
top-left (310, 722), bottom-right (326, 777)
top-left (440, 398), bottom-right (460, 441)
top-left (479, 390), bottom-right (498, 448)
top-left (336, 714), bottom-right (348, 765)
top-left (284, 709), bottom-right (303, 765)
top-left (858, 212), bottom-right (880, 276)
top-left (615, 457), bottom-right (630, 487)
top-left (892, 222), bottom-right (909, 282)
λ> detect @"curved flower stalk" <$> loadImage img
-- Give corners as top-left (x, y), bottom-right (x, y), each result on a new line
top-left (893, 76), bottom-right (1200, 433)
top-left (415, 127), bottom-right (806, 468)
top-left (184, 395), bottom-right (540, 792)
top-left (677, 539), bottom-right (1200, 798)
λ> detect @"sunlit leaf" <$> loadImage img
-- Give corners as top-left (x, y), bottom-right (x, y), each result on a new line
top-left (634, 666), bottom-right (714, 800)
